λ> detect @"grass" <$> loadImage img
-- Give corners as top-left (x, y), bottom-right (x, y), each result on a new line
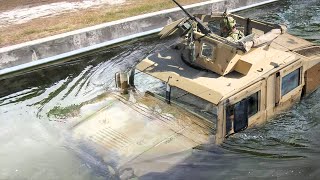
top-left (47, 92), bottom-right (111, 119)
top-left (48, 104), bottom-right (82, 119)
top-left (0, 0), bottom-right (206, 47)
top-left (21, 29), bottom-right (42, 36)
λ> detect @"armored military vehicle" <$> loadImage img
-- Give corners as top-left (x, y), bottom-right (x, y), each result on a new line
top-left (71, 1), bottom-right (320, 177)
top-left (133, 0), bottom-right (320, 144)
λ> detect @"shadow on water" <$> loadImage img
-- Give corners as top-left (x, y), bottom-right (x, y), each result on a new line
top-left (0, 0), bottom-right (319, 179)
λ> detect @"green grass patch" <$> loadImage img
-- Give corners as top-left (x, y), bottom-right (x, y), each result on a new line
top-left (48, 104), bottom-right (82, 119)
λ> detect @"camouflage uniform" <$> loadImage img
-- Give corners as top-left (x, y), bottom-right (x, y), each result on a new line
top-left (225, 30), bottom-right (244, 42)
top-left (220, 16), bottom-right (244, 42)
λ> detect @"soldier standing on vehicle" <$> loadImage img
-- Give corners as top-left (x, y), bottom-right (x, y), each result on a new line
top-left (220, 16), bottom-right (244, 42)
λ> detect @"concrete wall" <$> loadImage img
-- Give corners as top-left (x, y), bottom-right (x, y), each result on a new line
top-left (0, 0), bottom-right (277, 72)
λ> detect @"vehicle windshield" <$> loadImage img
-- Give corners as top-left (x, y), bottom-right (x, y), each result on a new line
top-left (134, 69), bottom-right (217, 127)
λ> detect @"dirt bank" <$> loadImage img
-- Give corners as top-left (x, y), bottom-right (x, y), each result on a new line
top-left (0, 0), bottom-right (81, 12)
top-left (0, 0), bottom-right (126, 27)
top-left (0, 0), bottom-right (205, 48)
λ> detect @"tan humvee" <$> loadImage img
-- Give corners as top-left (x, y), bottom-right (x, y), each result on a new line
top-left (135, 13), bottom-right (320, 144)
top-left (70, 12), bottom-right (320, 177)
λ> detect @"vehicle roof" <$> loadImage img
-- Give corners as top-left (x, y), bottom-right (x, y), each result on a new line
top-left (136, 33), bottom-right (306, 105)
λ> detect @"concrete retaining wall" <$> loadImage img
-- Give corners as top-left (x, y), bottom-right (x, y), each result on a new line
top-left (0, 0), bottom-right (278, 72)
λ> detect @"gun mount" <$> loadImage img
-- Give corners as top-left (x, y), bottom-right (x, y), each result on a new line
top-left (160, 0), bottom-right (286, 75)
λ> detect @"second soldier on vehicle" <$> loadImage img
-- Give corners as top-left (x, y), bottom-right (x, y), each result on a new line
top-left (220, 16), bottom-right (244, 42)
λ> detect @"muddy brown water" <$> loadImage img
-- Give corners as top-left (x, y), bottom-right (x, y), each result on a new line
top-left (0, 0), bottom-right (319, 179)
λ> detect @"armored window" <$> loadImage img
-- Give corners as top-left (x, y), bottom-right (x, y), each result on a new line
top-left (201, 43), bottom-right (214, 60)
top-left (228, 91), bottom-right (260, 118)
top-left (226, 91), bottom-right (260, 135)
top-left (134, 70), bottom-right (218, 128)
top-left (281, 68), bottom-right (301, 96)
top-left (170, 87), bottom-right (217, 120)
top-left (247, 91), bottom-right (260, 117)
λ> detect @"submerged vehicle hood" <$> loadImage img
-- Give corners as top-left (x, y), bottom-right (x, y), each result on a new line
top-left (70, 92), bottom-right (214, 176)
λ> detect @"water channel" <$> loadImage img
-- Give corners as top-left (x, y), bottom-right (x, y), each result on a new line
top-left (0, 0), bottom-right (319, 179)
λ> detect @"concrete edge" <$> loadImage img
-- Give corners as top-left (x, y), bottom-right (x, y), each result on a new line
top-left (0, 28), bottom-right (162, 78)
